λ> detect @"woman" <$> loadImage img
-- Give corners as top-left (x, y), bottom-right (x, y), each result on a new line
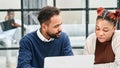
top-left (84, 7), bottom-right (120, 68)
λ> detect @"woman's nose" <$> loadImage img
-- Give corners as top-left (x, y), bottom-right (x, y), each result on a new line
top-left (98, 31), bottom-right (104, 36)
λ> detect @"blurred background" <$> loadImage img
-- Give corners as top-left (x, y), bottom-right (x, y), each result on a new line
top-left (0, 0), bottom-right (120, 68)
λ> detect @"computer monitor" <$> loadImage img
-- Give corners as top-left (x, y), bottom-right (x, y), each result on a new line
top-left (0, 19), bottom-right (16, 31)
top-left (44, 55), bottom-right (94, 68)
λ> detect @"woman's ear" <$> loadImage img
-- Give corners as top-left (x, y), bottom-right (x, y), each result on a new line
top-left (113, 27), bottom-right (117, 31)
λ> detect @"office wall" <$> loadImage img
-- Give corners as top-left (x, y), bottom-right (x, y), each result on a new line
top-left (47, 0), bottom-right (117, 24)
top-left (0, 0), bottom-right (21, 21)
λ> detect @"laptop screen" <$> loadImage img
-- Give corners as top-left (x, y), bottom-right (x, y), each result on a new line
top-left (0, 19), bottom-right (16, 31)
top-left (44, 55), bottom-right (94, 68)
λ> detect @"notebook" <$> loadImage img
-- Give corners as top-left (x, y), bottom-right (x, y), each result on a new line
top-left (0, 19), bottom-right (16, 31)
top-left (44, 55), bottom-right (94, 68)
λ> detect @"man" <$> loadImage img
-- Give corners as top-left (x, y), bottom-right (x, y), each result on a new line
top-left (0, 9), bottom-right (22, 68)
top-left (0, 9), bottom-right (22, 42)
top-left (17, 6), bottom-right (73, 68)
top-left (5, 9), bottom-right (21, 28)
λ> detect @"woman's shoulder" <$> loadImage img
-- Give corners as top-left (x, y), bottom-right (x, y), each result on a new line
top-left (112, 30), bottom-right (120, 43)
top-left (85, 33), bottom-right (97, 45)
top-left (115, 30), bottom-right (120, 35)
top-left (113, 30), bottom-right (120, 38)
top-left (87, 33), bottom-right (96, 40)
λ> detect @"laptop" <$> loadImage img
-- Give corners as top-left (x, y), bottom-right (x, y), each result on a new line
top-left (44, 55), bottom-right (94, 68)
top-left (0, 19), bottom-right (16, 31)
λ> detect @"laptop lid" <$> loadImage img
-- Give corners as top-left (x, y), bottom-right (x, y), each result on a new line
top-left (44, 55), bottom-right (94, 68)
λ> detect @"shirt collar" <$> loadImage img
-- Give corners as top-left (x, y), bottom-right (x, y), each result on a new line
top-left (37, 29), bottom-right (54, 42)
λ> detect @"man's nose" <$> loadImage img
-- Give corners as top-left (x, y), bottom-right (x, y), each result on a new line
top-left (58, 26), bottom-right (62, 31)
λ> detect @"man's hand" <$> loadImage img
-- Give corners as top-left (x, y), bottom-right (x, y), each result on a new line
top-left (11, 22), bottom-right (21, 27)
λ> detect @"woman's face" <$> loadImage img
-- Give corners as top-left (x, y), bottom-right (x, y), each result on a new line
top-left (95, 19), bottom-right (116, 42)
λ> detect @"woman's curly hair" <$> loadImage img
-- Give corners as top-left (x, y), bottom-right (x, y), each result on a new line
top-left (96, 7), bottom-right (120, 26)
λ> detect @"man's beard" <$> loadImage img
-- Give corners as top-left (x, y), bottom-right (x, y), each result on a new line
top-left (47, 31), bottom-right (61, 39)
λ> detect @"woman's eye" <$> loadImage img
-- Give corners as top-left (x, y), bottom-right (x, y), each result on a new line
top-left (103, 30), bottom-right (108, 32)
top-left (96, 28), bottom-right (99, 30)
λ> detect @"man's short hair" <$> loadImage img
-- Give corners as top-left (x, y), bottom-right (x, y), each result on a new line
top-left (37, 6), bottom-right (60, 25)
top-left (7, 9), bottom-right (14, 14)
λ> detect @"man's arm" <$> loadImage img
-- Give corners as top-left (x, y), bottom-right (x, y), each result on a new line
top-left (17, 38), bottom-right (34, 68)
top-left (12, 22), bottom-right (21, 27)
top-left (62, 33), bottom-right (73, 56)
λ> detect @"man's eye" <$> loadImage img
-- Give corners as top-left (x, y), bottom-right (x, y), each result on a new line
top-left (54, 25), bottom-right (58, 28)
top-left (54, 24), bottom-right (60, 28)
